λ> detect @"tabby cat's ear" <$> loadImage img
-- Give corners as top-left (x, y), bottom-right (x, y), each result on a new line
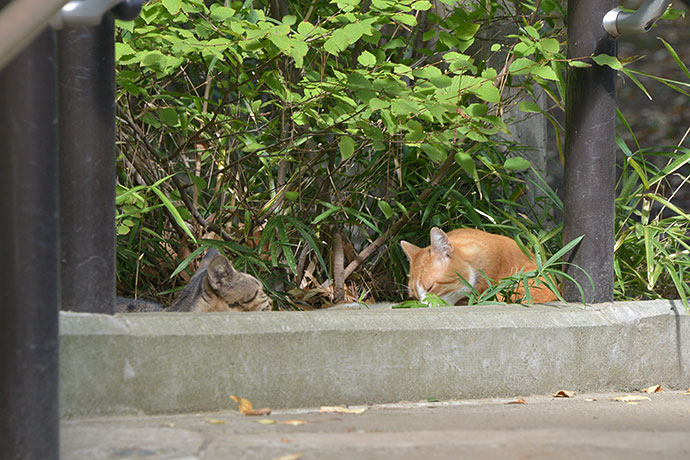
top-left (430, 227), bottom-right (453, 259)
top-left (400, 240), bottom-right (421, 260)
top-left (207, 255), bottom-right (237, 293)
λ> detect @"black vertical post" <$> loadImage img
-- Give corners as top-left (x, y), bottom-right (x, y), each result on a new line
top-left (0, 26), bottom-right (60, 460)
top-left (57, 15), bottom-right (116, 313)
top-left (563, 0), bottom-right (618, 303)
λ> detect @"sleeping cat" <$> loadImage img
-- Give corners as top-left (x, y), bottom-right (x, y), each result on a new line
top-left (115, 249), bottom-right (272, 313)
top-left (400, 227), bottom-right (558, 304)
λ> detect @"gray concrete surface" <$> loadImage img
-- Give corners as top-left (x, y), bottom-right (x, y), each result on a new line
top-left (60, 300), bottom-right (689, 417)
top-left (61, 391), bottom-right (690, 460)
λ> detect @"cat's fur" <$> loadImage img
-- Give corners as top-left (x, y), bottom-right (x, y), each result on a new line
top-left (400, 227), bottom-right (558, 304)
top-left (115, 249), bottom-right (272, 313)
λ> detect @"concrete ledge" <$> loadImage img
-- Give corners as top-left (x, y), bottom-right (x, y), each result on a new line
top-left (60, 300), bottom-right (689, 417)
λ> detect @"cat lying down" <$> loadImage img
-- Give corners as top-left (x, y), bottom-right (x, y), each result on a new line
top-left (400, 227), bottom-right (558, 305)
top-left (116, 249), bottom-right (272, 313)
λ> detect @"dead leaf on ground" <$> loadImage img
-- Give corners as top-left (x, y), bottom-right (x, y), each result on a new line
top-left (279, 419), bottom-right (308, 426)
top-left (257, 419), bottom-right (277, 425)
top-left (640, 385), bottom-right (663, 394)
top-left (584, 398), bottom-right (597, 402)
top-left (506, 398), bottom-right (527, 405)
top-left (611, 395), bottom-right (651, 403)
top-left (281, 437), bottom-right (291, 444)
top-left (272, 454), bottom-right (302, 460)
top-left (319, 406), bottom-right (367, 414)
top-left (205, 418), bottom-right (226, 425)
top-left (553, 390), bottom-right (575, 398)
top-left (230, 395), bottom-right (272, 416)
top-left (685, 388), bottom-right (690, 395)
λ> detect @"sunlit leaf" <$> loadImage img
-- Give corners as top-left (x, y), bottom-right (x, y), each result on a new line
top-left (339, 136), bottom-right (355, 160)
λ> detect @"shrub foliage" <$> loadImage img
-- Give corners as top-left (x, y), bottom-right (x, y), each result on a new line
top-left (115, 0), bottom-right (689, 308)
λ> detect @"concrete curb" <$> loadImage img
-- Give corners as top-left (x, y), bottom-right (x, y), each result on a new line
top-left (60, 300), bottom-right (689, 417)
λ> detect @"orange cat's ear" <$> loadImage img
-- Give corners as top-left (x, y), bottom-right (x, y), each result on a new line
top-left (430, 227), bottom-right (453, 259)
top-left (400, 240), bottom-right (421, 260)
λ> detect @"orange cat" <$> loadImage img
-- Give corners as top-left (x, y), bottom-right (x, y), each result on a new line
top-left (400, 227), bottom-right (558, 304)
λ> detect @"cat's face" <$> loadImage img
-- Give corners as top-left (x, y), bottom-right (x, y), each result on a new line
top-left (206, 256), bottom-right (273, 312)
top-left (400, 228), bottom-right (477, 305)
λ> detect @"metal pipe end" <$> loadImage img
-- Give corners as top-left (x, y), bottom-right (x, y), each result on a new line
top-left (603, 8), bottom-right (622, 37)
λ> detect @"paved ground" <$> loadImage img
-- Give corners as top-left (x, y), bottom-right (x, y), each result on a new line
top-left (62, 390), bottom-right (690, 460)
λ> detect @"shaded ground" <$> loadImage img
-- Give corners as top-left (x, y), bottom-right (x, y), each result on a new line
top-left (62, 391), bottom-right (690, 460)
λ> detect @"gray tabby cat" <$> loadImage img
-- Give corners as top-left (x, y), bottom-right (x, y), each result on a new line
top-left (115, 249), bottom-right (272, 313)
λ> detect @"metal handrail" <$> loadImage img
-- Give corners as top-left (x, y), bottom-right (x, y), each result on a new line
top-left (603, 0), bottom-right (673, 37)
top-left (0, 0), bottom-right (70, 71)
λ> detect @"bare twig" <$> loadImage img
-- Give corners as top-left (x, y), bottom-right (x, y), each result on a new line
top-left (333, 230), bottom-right (345, 303)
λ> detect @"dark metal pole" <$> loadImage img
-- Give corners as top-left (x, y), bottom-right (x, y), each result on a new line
top-left (57, 15), bottom-right (116, 313)
top-left (563, 0), bottom-right (618, 303)
top-left (0, 24), bottom-right (60, 460)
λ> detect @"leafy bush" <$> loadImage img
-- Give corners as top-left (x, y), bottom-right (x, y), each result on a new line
top-left (115, 0), bottom-right (688, 308)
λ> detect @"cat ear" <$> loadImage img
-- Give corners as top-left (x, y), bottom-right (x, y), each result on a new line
top-left (207, 255), bottom-right (237, 293)
top-left (430, 227), bottom-right (453, 259)
top-left (400, 240), bottom-right (421, 260)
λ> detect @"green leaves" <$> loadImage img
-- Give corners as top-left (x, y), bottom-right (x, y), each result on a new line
top-left (162, 0), bottom-right (181, 15)
top-left (339, 136), bottom-right (355, 160)
top-left (324, 29), bottom-right (349, 55)
top-left (357, 51), bottom-right (377, 67)
top-left (504, 157), bottom-right (532, 171)
top-left (592, 54), bottom-right (623, 70)
top-left (120, 0), bottom-right (678, 310)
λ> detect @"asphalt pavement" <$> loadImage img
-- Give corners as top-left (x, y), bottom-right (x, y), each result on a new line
top-left (61, 390), bottom-right (690, 460)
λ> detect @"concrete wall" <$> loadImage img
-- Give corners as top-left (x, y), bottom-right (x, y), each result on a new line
top-left (60, 300), bottom-right (689, 417)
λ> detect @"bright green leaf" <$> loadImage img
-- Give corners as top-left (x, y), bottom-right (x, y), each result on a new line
top-left (324, 29), bottom-right (349, 55)
top-left (158, 107), bottom-right (178, 126)
top-left (569, 60), bottom-right (591, 68)
top-left (592, 53), bottom-right (623, 70)
top-left (358, 50), bottom-right (377, 67)
top-left (421, 144), bottom-right (445, 163)
top-left (290, 39), bottom-right (308, 67)
top-left (368, 98), bottom-right (389, 110)
top-left (455, 151), bottom-right (476, 176)
top-left (378, 200), bottom-right (394, 219)
top-left (519, 101), bottom-right (541, 113)
top-left (340, 136), bottom-right (355, 160)
top-left (162, 0), bottom-right (182, 15)
top-left (298, 21), bottom-right (314, 35)
top-left (411, 1), bottom-right (432, 11)
top-left (540, 38), bottom-right (560, 55)
top-left (524, 25), bottom-right (540, 39)
top-left (504, 157), bottom-right (532, 171)
top-left (471, 82), bottom-right (500, 103)
top-left (509, 57), bottom-right (535, 75)
top-left (530, 65), bottom-right (559, 81)
top-left (392, 13), bottom-right (417, 26)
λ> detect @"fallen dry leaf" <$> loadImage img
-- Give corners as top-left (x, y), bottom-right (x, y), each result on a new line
top-left (641, 385), bottom-right (663, 394)
top-left (584, 398), bottom-right (597, 402)
top-left (281, 437), bottom-right (291, 444)
top-left (230, 395), bottom-right (272, 416)
top-left (205, 418), bottom-right (226, 425)
top-left (611, 395), bottom-right (651, 403)
top-left (506, 398), bottom-right (527, 405)
top-left (319, 406), bottom-right (367, 414)
top-left (257, 419), bottom-right (277, 425)
top-left (553, 390), bottom-right (575, 398)
top-left (279, 419), bottom-right (308, 426)
top-left (685, 388), bottom-right (690, 395)
top-left (272, 454), bottom-right (302, 460)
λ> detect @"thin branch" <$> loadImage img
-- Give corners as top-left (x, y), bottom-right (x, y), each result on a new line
top-left (333, 230), bottom-right (345, 303)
